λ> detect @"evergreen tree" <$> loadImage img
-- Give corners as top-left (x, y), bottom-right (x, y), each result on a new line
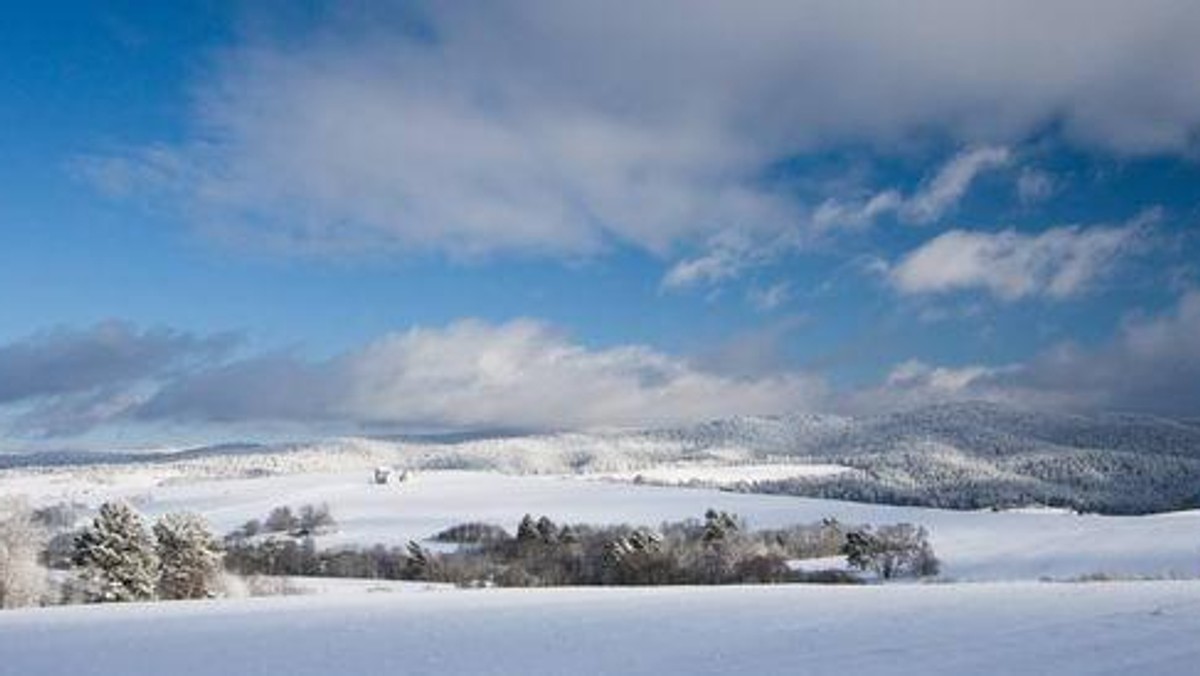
top-left (153, 512), bottom-right (222, 600)
top-left (403, 540), bottom-right (431, 580)
top-left (73, 502), bottom-right (159, 602)
top-left (516, 514), bottom-right (539, 543)
top-left (841, 529), bottom-right (879, 574)
top-left (535, 516), bottom-right (558, 544)
top-left (557, 524), bottom-right (578, 545)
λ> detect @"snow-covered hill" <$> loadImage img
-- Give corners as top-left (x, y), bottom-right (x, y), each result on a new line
top-left (6, 401), bottom-right (1200, 513)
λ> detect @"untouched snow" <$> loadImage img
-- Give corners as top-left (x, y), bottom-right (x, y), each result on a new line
top-left (5, 467), bottom-right (1200, 581)
top-left (2, 581), bottom-right (1198, 675)
top-left (596, 462), bottom-right (853, 486)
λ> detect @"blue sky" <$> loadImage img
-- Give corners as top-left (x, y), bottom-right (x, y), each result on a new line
top-left (2, 1), bottom-right (1199, 450)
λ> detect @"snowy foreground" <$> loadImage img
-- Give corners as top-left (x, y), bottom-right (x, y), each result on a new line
top-left (3, 581), bottom-right (1199, 675)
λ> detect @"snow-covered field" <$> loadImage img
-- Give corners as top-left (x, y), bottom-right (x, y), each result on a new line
top-left (595, 461), bottom-right (853, 486)
top-left (2, 581), bottom-right (1199, 675)
top-left (5, 463), bottom-right (1200, 581)
top-left (5, 451), bottom-right (1200, 675)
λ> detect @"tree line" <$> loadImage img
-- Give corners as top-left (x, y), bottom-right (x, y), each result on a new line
top-left (226, 509), bottom-right (939, 587)
top-left (2, 499), bottom-right (939, 609)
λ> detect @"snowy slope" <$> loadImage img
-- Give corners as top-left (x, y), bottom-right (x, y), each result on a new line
top-left (595, 462), bottom-right (852, 486)
top-left (423, 401), bottom-right (1200, 515)
top-left (2, 581), bottom-right (1198, 676)
top-left (9, 400), bottom-right (1199, 513)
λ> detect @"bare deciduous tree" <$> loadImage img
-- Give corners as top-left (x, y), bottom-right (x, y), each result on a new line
top-left (0, 498), bottom-right (48, 608)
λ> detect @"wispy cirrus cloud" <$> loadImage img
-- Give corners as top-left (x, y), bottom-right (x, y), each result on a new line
top-left (900, 146), bottom-right (1012, 224)
top-left (811, 146), bottom-right (1011, 232)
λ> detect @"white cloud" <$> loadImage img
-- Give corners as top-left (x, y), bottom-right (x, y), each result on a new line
top-left (811, 146), bottom-right (1010, 232)
top-left (888, 212), bottom-right (1155, 300)
top-left (660, 230), bottom-right (797, 291)
top-left (137, 319), bottom-right (827, 431)
top-left (900, 147), bottom-right (1012, 224)
top-left (844, 358), bottom-right (1022, 412)
top-left (83, 1), bottom-right (1200, 259)
top-left (671, 145), bottom-right (1011, 292)
top-left (885, 359), bottom-right (1002, 393)
top-left (812, 190), bottom-right (904, 232)
top-left (7, 293), bottom-right (1200, 439)
top-left (661, 244), bottom-right (751, 290)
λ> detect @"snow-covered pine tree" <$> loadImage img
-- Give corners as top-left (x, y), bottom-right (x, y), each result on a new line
top-left (516, 514), bottom-right (539, 543)
top-left (153, 512), bottom-right (222, 600)
top-left (535, 516), bottom-right (558, 544)
top-left (73, 501), bottom-right (159, 602)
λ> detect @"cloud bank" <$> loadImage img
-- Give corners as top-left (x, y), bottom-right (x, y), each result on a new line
top-left (0, 319), bottom-right (825, 438)
top-left (4, 290), bottom-right (1198, 442)
top-left (139, 319), bottom-right (828, 430)
top-left (852, 290), bottom-right (1200, 416)
top-left (0, 323), bottom-right (234, 436)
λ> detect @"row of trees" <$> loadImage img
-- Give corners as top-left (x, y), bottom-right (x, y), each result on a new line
top-left (229, 503), bottom-right (336, 540)
top-left (71, 502), bottom-right (223, 603)
top-left (4, 499), bottom-right (940, 608)
top-left (1, 499), bottom-right (223, 607)
top-left (224, 509), bottom-right (939, 587)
